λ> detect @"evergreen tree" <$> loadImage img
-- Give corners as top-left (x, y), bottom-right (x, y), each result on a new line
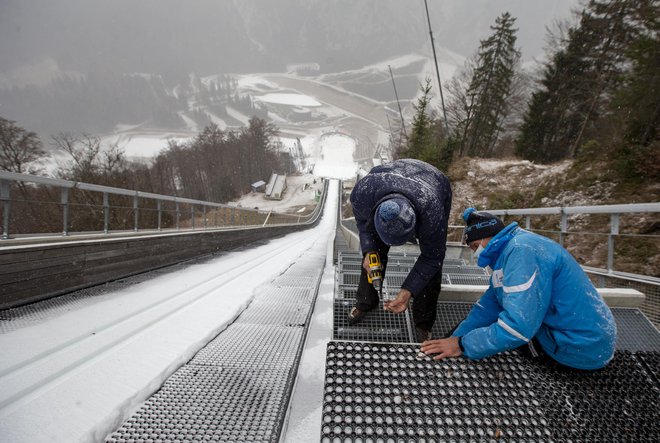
top-left (611, 0), bottom-right (660, 180)
top-left (567, 0), bottom-right (642, 156)
top-left (399, 78), bottom-right (438, 164)
top-left (516, 0), bottom-right (649, 162)
top-left (394, 79), bottom-right (455, 172)
top-left (515, 47), bottom-right (585, 162)
top-left (460, 12), bottom-right (521, 157)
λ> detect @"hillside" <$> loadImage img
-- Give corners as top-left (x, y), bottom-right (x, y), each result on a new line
top-left (447, 157), bottom-right (660, 276)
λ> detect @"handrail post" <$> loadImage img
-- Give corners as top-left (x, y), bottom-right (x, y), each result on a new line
top-left (608, 214), bottom-right (620, 272)
top-left (191, 205), bottom-right (195, 230)
top-left (559, 210), bottom-right (568, 247)
top-left (103, 192), bottom-right (109, 234)
top-left (230, 207), bottom-right (235, 226)
top-left (525, 215), bottom-right (531, 230)
top-left (133, 193), bottom-right (139, 232)
top-left (262, 210), bottom-right (272, 227)
top-left (157, 200), bottom-right (162, 231)
top-left (202, 205), bottom-right (207, 229)
top-left (175, 201), bottom-right (180, 230)
top-left (1, 180), bottom-right (10, 239)
top-left (61, 188), bottom-right (69, 236)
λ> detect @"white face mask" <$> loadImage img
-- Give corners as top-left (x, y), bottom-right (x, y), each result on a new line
top-left (473, 244), bottom-right (484, 260)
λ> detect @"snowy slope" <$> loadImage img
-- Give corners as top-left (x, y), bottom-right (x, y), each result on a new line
top-left (0, 182), bottom-right (340, 442)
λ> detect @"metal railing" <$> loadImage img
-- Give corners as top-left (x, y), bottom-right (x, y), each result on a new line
top-left (488, 203), bottom-right (660, 327)
top-left (488, 203), bottom-right (660, 275)
top-left (339, 190), bottom-right (660, 325)
top-left (0, 171), bottom-right (324, 240)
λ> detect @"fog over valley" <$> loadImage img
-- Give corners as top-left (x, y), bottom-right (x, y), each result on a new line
top-left (0, 0), bottom-right (579, 144)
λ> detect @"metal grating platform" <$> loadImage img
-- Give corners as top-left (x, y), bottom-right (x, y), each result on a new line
top-left (382, 264), bottom-right (413, 274)
top-left (443, 265), bottom-right (489, 275)
top-left (336, 285), bottom-right (358, 299)
top-left (252, 286), bottom-right (316, 305)
top-left (430, 302), bottom-right (474, 338)
top-left (445, 274), bottom-right (491, 285)
top-left (333, 299), bottom-right (413, 343)
top-left (613, 308), bottom-right (660, 351)
top-left (338, 263), bottom-right (363, 273)
top-left (235, 301), bottom-right (311, 326)
top-left (190, 323), bottom-right (304, 369)
top-left (321, 341), bottom-right (660, 442)
top-left (341, 272), bottom-right (362, 286)
top-left (384, 272), bottom-right (450, 289)
top-left (272, 274), bottom-right (321, 287)
top-left (107, 366), bottom-right (292, 443)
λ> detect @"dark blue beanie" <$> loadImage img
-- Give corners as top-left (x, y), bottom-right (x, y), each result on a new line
top-left (462, 207), bottom-right (505, 244)
top-left (374, 197), bottom-right (416, 246)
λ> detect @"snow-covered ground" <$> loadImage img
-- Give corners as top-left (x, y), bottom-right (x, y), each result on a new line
top-left (229, 173), bottom-right (322, 212)
top-left (102, 133), bottom-right (192, 160)
top-left (254, 93), bottom-right (322, 107)
top-left (0, 100), bottom-right (355, 441)
top-left (42, 56), bottom-right (429, 179)
top-left (0, 64), bottom-right (410, 441)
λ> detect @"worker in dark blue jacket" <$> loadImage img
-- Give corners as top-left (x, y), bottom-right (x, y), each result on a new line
top-left (421, 208), bottom-right (617, 370)
top-left (349, 159), bottom-right (452, 342)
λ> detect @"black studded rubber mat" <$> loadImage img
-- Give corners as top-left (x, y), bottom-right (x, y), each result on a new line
top-left (107, 366), bottom-right (292, 443)
top-left (321, 341), bottom-right (660, 442)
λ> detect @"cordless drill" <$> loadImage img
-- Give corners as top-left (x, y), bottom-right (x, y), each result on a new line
top-left (366, 252), bottom-right (383, 296)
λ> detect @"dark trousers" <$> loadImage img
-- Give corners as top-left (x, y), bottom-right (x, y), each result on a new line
top-left (517, 337), bottom-right (597, 372)
top-left (355, 247), bottom-right (442, 331)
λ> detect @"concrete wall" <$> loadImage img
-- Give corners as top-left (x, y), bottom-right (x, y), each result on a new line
top-left (0, 224), bottom-right (316, 310)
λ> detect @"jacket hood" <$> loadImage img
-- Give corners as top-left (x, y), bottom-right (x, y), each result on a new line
top-left (477, 222), bottom-right (519, 267)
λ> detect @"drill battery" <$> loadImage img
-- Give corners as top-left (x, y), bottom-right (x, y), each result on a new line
top-left (366, 252), bottom-right (383, 293)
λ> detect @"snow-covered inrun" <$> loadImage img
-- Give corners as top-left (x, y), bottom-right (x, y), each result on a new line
top-left (255, 93), bottom-right (322, 107)
top-left (0, 182), bottom-right (339, 442)
top-left (312, 133), bottom-right (358, 180)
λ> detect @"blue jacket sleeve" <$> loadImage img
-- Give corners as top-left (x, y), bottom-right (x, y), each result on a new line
top-left (451, 286), bottom-right (501, 337)
top-left (460, 247), bottom-right (551, 360)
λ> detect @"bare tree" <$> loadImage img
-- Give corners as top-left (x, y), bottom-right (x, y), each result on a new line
top-left (445, 57), bottom-right (477, 153)
top-left (0, 117), bottom-right (47, 174)
top-left (51, 132), bottom-right (129, 184)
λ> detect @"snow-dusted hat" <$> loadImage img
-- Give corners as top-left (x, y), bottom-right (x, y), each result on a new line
top-left (463, 207), bottom-right (504, 244)
top-left (374, 196), bottom-right (416, 246)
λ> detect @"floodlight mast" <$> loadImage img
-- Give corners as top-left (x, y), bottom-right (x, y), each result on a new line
top-left (388, 65), bottom-right (408, 147)
top-left (423, 0), bottom-right (450, 136)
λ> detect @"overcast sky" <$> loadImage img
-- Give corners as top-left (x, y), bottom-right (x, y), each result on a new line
top-left (0, 0), bottom-right (581, 79)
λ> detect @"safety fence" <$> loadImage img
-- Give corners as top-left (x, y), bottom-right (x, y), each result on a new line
top-left (0, 171), bottom-right (322, 239)
top-left (488, 204), bottom-right (660, 328)
top-left (339, 180), bottom-right (659, 327)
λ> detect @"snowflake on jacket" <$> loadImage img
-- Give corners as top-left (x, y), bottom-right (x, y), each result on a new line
top-left (350, 159), bottom-right (452, 296)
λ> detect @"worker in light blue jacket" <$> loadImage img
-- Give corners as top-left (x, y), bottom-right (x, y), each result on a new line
top-left (421, 207), bottom-right (617, 370)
